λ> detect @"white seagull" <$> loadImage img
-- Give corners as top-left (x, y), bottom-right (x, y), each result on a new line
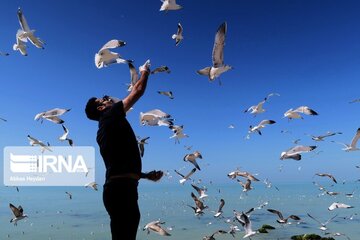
top-left (183, 151), bottom-right (202, 170)
top-left (127, 59), bottom-right (151, 91)
top-left (280, 145), bottom-right (317, 160)
top-left (169, 124), bottom-right (189, 143)
top-left (246, 119), bottom-right (276, 139)
top-left (191, 183), bottom-right (208, 199)
top-left (13, 29), bottom-right (28, 56)
top-left (307, 213), bottom-right (338, 231)
top-left (328, 202), bottom-right (354, 211)
top-left (267, 209), bottom-right (301, 224)
top-left (197, 22), bottom-right (232, 84)
top-left (34, 108), bottom-right (71, 124)
top-left (172, 23), bottom-right (183, 46)
top-left (174, 168), bottom-right (196, 184)
top-left (283, 106), bottom-right (318, 120)
top-left (94, 39), bottom-right (132, 69)
top-left (143, 220), bottom-right (171, 236)
top-left (85, 181), bottom-right (98, 191)
top-left (157, 91), bottom-right (174, 99)
top-left (27, 135), bottom-right (52, 153)
top-left (159, 0), bottom-right (182, 11)
top-left (306, 131), bottom-right (342, 141)
top-left (140, 109), bottom-right (173, 127)
top-left (137, 136), bottom-right (150, 158)
top-left (59, 124), bottom-right (73, 146)
top-left (213, 199), bottom-right (225, 218)
top-left (9, 203), bottom-right (28, 226)
top-left (234, 211), bottom-right (257, 238)
top-left (17, 8), bottom-right (45, 49)
top-left (151, 65), bottom-right (171, 74)
top-left (244, 93), bottom-right (280, 116)
top-left (331, 128), bottom-right (360, 152)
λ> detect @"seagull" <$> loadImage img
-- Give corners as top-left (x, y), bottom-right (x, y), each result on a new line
top-left (328, 202), bottom-right (354, 211)
top-left (314, 173), bottom-right (337, 184)
top-left (143, 220), bottom-right (171, 236)
top-left (197, 22), bottom-right (232, 84)
top-left (174, 168), bottom-right (196, 184)
top-left (34, 108), bottom-right (71, 124)
top-left (140, 109), bottom-right (173, 127)
top-left (307, 213), bottom-right (338, 231)
top-left (267, 209), bottom-right (301, 224)
top-left (280, 145), bottom-right (317, 160)
top-left (59, 124), bottom-right (73, 146)
top-left (137, 136), bottom-right (150, 158)
top-left (157, 91), bottom-right (174, 99)
top-left (159, 0), bottom-right (182, 11)
top-left (349, 98), bottom-right (360, 104)
top-left (234, 211), bottom-right (257, 238)
top-left (246, 119), bottom-right (276, 139)
top-left (85, 181), bottom-right (98, 191)
top-left (183, 151), bottom-right (202, 170)
top-left (0, 51), bottom-right (9, 56)
top-left (27, 135), bottom-right (52, 153)
top-left (244, 93), bottom-right (280, 116)
top-left (172, 23), bottom-right (183, 46)
top-left (0, 117), bottom-right (7, 122)
top-left (17, 8), bottom-right (45, 49)
top-left (306, 131), bottom-right (342, 141)
top-left (94, 39), bottom-right (132, 69)
top-left (9, 203), bottom-right (28, 226)
top-left (237, 179), bottom-right (253, 192)
top-left (202, 230), bottom-right (227, 240)
top-left (169, 125), bottom-right (188, 144)
top-left (227, 170), bottom-right (260, 181)
top-left (13, 29), bottom-right (28, 56)
top-left (126, 62), bottom-right (138, 92)
top-left (283, 106), bottom-right (318, 120)
top-left (191, 183), bottom-right (208, 199)
top-left (65, 191), bottom-right (72, 200)
top-left (213, 199), bottom-right (225, 218)
top-left (151, 65), bottom-right (171, 74)
top-left (331, 128), bottom-right (360, 151)
top-left (190, 192), bottom-right (208, 215)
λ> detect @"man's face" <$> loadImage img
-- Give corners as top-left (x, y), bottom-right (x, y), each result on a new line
top-left (95, 95), bottom-right (114, 110)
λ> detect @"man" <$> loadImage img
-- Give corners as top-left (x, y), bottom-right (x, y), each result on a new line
top-left (85, 59), bottom-right (163, 240)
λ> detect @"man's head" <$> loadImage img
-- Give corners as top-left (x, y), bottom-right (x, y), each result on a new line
top-left (85, 96), bottom-right (114, 121)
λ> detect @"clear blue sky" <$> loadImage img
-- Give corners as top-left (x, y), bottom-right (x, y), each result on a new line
top-left (0, 0), bottom-right (359, 185)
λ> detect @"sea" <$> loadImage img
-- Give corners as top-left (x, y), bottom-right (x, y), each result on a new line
top-left (0, 180), bottom-right (359, 240)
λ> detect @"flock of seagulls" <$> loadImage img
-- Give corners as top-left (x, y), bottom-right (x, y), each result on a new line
top-left (1, 2), bottom-right (359, 239)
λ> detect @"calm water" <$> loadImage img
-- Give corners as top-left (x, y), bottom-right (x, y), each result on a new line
top-left (0, 181), bottom-right (359, 240)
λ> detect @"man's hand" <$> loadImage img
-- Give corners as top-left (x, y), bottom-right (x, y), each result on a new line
top-left (139, 59), bottom-right (151, 74)
top-left (145, 170), bottom-right (163, 182)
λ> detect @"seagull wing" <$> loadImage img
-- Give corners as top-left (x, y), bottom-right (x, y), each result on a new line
top-left (350, 128), bottom-right (360, 148)
top-left (212, 22), bottom-right (226, 67)
top-left (99, 39), bottom-right (126, 52)
top-left (9, 203), bottom-right (22, 217)
top-left (128, 62), bottom-right (138, 87)
top-left (17, 8), bottom-right (31, 32)
top-left (294, 106), bottom-right (318, 115)
top-left (267, 209), bottom-right (284, 220)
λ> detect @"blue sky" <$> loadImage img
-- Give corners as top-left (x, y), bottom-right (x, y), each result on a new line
top-left (0, 0), bottom-right (360, 185)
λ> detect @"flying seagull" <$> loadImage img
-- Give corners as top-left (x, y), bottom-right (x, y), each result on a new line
top-left (126, 59), bottom-right (151, 91)
top-left (314, 173), bottom-right (337, 184)
top-left (213, 199), bottom-right (225, 218)
top-left (183, 151), bottom-right (202, 170)
top-left (13, 29), bottom-right (28, 56)
top-left (140, 109), bottom-right (173, 127)
top-left (151, 65), bottom-right (171, 74)
top-left (27, 135), bottom-right (52, 153)
top-left (34, 108), bottom-right (71, 124)
top-left (280, 145), bottom-right (317, 160)
top-left (17, 7), bottom-right (45, 49)
top-left (283, 106), bottom-right (318, 120)
top-left (328, 202), bottom-right (354, 211)
top-left (331, 128), bottom-right (360, 152)
top-left (159, 0), bottom-right (182, 11)
top-left (59, 124), bottom-right (73, 146)
top-left (169, 124), bottom-right (188, 144)
top-left (9, 203), bottom-right (28, 226)
top-left (94, 39), bottom-right (132, 69)
top-left (307, 213), bottom-right (338, 231)
top-left (197, 22), bottom-right (232, 84)
top-left (306, 131), bottom-right (342, 141)
top-left (267, 209), bottom-right (301, 224)
top-left (143, 220), bottom-right (171, 236)
top-left (85, 181), bottom-right (98, 191)
top-left (174, 168), bottom-right (196, 184)
top-left (244, 93), bottom-right (280, 116)
top-left (234, 211), bottom-right (257, 238)
top-left (172, 22), bottom-right (183, 46)
top-left (246, 119), bottom-right (276, 139)
top-left (191, 183), bottom-right (208, 199)
top-left (202, 230), bottom-right (227, 240)
top-left (137, 136), bottom-right (150, 158)
top-left (157, 91), bottom-right (174, 99)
